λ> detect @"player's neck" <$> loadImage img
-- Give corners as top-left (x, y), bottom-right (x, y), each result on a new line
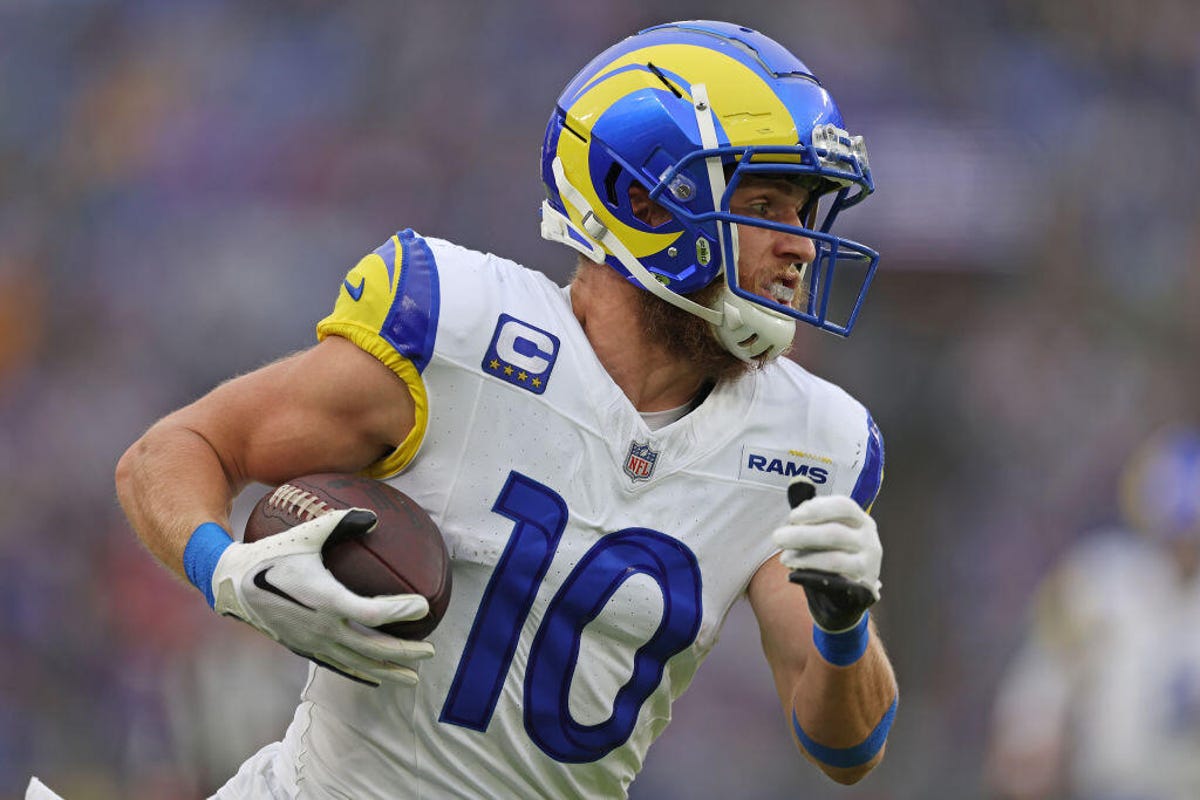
top-left (570, 265), bottom-right (709, 413)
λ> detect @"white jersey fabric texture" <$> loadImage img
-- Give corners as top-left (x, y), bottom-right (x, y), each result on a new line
top-left (215, 231), bottom-right (883, 799)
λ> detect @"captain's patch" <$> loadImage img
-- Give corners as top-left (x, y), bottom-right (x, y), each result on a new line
top-left (482, 314), bottom-right (559, 395)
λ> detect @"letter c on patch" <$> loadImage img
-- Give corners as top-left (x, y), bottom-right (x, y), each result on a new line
top-left (496, 320), bottom-right (554, 373)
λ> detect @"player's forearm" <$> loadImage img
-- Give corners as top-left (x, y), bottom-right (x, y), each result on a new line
top-left (788, 620), bottom-right (897, 784)
top-left (115, 419), bottom-right (240, 581)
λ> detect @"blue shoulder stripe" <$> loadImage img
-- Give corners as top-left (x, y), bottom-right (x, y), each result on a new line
top-left (850, 412), bottom-right (884, 510)
top-left (379, 229), bottom-right (440, 373)
top-left (374, 235), bottom-right (398, 288)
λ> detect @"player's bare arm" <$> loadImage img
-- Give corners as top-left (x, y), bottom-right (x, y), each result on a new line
top-left (115, 334), bottom-right (415, 581)
top-left (117, 334), bottom-right (433, 687)
top-left (749, 556), bottom-right (897, 784)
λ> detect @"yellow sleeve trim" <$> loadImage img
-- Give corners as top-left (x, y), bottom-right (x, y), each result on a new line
top-left (316, 320), bottom-right (429, 480)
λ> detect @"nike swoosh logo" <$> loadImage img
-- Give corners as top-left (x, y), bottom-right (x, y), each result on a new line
top-left (253, 568), bottom-right (315, 610)
top-left (343, 276), bottom-right (365, 301)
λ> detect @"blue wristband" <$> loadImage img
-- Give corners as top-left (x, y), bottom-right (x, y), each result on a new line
top-left (812, 612), bottom-right (870, 667)
top-left (183, 522), bottom-right (234, 608)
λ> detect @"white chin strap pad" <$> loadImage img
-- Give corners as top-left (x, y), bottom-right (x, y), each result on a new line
top-left (714, 291), bottom-right (797, 361)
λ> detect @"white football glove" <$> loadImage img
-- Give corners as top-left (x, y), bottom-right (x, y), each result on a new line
top-left (212, 508), bottom-right (434, 686)
top-left (774, 494), bottom-right (882, 632)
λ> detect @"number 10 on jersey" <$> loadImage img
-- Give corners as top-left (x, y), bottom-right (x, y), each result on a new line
top-left (439, 471), bottom-right (703, 763)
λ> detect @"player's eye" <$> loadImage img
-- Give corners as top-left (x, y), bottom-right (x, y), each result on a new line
top-left (738, 199), bottom-right (771, 217)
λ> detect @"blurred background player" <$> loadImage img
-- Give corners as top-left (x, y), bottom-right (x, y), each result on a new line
top-left (113, 20), bottom-right (897, 799)
top-left (987, 425), bottom-right (1200, 800)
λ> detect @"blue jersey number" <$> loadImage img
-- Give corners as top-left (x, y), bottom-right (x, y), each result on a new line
top-left (439, 471), bottom-right (703, 763)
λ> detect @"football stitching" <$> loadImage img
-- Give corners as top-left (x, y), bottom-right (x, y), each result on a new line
top-left (269, 484), bottom-right (333, 521)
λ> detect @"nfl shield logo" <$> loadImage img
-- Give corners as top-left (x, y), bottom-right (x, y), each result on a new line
top-left (624, 440), bottom-right (658, 482)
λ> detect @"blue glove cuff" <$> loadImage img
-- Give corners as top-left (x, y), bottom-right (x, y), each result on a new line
top-left (184, 522), bottom-right (234, 608)
top-left (812, 612), bottom-right (870, 666)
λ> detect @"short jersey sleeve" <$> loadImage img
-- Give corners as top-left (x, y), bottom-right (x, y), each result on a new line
top-left (316, 229), bottom-right (441, 479)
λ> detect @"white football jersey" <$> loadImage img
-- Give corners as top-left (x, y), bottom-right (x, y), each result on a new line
top-left (991, 531), bottom-right (1200, 800)
top-left (223, 231), bottom-right (883, 799)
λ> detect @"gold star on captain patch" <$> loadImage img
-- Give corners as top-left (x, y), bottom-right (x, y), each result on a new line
top-left (489, 359), bottom-right (500, 370)
top-left (531, 377), bottom-right (542, 388)
top-left (503, 365), bottom-right (514, 376)
top-left (517, 371), bottom-right (528, 381)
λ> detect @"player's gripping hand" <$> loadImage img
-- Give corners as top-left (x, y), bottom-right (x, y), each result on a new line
top-left (774, 488), bottom-right (882, 633)
top-left (210, 508), bottom-right (434, 687)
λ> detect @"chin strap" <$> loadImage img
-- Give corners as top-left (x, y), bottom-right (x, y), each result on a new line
top-left (545, 157), bottom-right (721, 325)
top-left (690, 85), bottom-right (739, 282)
top-left (540, 200), bottom-right (606, 264)
top-left (693, 84), bottom-right (793, 361)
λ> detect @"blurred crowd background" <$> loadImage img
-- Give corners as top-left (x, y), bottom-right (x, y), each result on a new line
top-left (1, 1), bottom-right (1197, 798)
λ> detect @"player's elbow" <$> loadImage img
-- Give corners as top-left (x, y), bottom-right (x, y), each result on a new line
top-left (114, 421), bottom-right (173, 514)
top-left (816, 746), bottom-right (885, 785)
top-left (115, 431), bottom-right (165, 534)
top-left (114, 436), bottom-right (143, 508)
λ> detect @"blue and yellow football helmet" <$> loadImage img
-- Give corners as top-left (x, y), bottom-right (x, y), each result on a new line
top-left (540, 20), bottom-right (879, 360)
top-left (1121, 426), bottom-right (1200, 542)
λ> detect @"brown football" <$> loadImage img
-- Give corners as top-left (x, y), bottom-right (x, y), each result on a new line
top-left (244, 473), bottom-right (451, 639)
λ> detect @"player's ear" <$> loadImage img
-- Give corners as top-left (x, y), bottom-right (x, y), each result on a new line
top-left (629, 183), bottom-right (673, 228)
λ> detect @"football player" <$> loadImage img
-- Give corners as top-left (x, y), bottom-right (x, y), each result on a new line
top-left (988, 426), bottom-right (1200, 800)
top-left (116, 20), bottom-right (898, 798)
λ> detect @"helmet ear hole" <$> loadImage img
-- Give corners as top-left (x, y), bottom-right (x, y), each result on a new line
top-left (628, 183), bottom-right (674, 228)
top-left (606, 165), bottom-right (673, 228)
